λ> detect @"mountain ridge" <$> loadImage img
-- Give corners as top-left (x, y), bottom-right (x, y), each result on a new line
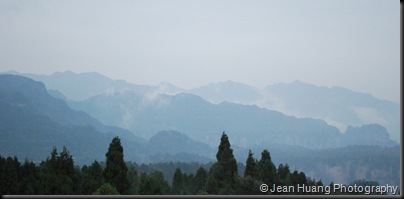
top-left (0, 74), bottom-right (399, 187)
top-left (68, 89), bottom-right (398, 149)
top-left (1, 71), bottom-right (399, 143)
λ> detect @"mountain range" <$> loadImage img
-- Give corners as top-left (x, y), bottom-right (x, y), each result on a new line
top-left (187, 79), bottom-right (400, 143)
top-left (0, 74), bottom-right (211, 165)
top-left (0, 72), bottom-right (400, 186)
top-left (0, 74), bottom-right (144, 165)
top-left (68, 90), bottom-right (397, 149)
top-left (4, 70), bottom-right (399, 143)
top-left (263, 81), bottom-right (400, 142)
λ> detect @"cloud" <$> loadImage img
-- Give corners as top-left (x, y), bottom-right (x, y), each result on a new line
top-left (352, 107), bottom-right (387, 126)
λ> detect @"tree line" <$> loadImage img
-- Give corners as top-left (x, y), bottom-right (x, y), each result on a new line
top-left (0, 132), bottom-right (382, 195)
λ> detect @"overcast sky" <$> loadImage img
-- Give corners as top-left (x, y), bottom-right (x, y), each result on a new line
top-left (0, 0), bottom-right (400, 102)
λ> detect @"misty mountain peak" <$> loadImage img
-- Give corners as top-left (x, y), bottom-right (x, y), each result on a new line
top-left (343, 124), bottom-right (397, 147)
top-left (0, 74), bottom-right (49, 99)
top-left (188, 80), bottom-right (261, 104)
top-left (155, 82), bottom-right (184, 95)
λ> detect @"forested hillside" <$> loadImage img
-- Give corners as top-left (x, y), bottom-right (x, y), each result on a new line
top-left (0, 0), bottom-right (399, 196)
top-left (0, 74), bottom-right (400, 189)
top-left (1, 134), bottom-right (392, 195)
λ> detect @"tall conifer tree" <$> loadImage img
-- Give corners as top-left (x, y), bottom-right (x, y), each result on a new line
top-left (206, 132), bottom-right (238, 194)
top-left (258, 150), bottom-right (277, 187)
top-left (244, 150), bottom-right (257, 178)
top-left (103, 136), bottom-right (129, 194)
top-left (172, 167), bottom-right (183, 194)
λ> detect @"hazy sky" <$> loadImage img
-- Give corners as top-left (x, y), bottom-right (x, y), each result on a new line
top-left (0, 0), bottom-right (400, 102)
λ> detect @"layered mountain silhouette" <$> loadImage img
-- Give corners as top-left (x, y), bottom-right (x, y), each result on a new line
top-left (0, 74), bottom-right (148, 165)
top-left (69, 90), bottom-right (397, 149)
top-left (188, 80), bottom-right (262, 104)
top-left (263, 81), bottom-right (400, 142)
top-left (181, 79), bottom-right (400, 143)
top-left (4, 71), bottom-right (398, 143)
top-left (0, 75), bottom-right (210, 165)
top-left (0, 73), bottom-right (399, 187)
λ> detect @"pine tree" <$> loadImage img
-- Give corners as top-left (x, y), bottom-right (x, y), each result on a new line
top-left (57, 147), bottom-right (75, 194)
top-left (239, 150), bottom-right (262, 195)
top-left (57, 146), bottom-right (74, 176)
top-left (206, 132), bottom-right (239, 194)
top-left (258, 150), bottom-right (277, 187)
top-left (172, 168), bottom-right (183, 194)
top-left (277, 163), bottom-right (290, 184)
top-left (19, 160), bottom-right (40, 194)
top-left (40, 146), bottom-right (75, 194)
top-left (82, 160), bottom-right (103, 194)
top-left (103, 136), bottom-right (129, 194)
top-left (0, 157), bottom-right (19, 194)
top-left (193, 167), bottom-right (207, 194)
top-left (244, 150), bottom-right (257, 178)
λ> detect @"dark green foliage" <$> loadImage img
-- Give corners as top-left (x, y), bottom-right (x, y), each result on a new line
top-left (93, 183), bottom-right (120, 195)
top-left (138, 172), bottom-right (154, 195)
top-left (81, 161), bottom-right (103, 194)
top-left (239, 150), bottom-right (262, 195)
top-left (138, 171), bottom-right (170, 195)
top-left (1, 157), bottom-right (19, 194)
top-left (172, 168), bottom-right (183, 194)
top-left (0, 155), bottom-right (4, 194)
top-left (298, 171), bottom-right (307, 185)
top-left (282, 170), bottom-right (308, 195)
top-left (238, 175), bottom-right (262, 195)
top-left (277, 163), bottom-right (290, 185)
top-left (206, 132), bottom-right (239, 194)
top-left (181, 173), bottom-right (195, 194)
top-left (39, 146), bottom-right (76, 194)
top-left (149, 171), bottom-right (170, 194)
top-left (258, 150), bottom-right (277, 187)
top-left (127, 164), bottom-right (139, 194)
top-left (304, 178), bottom-right (325, 195)
top-left (169, 168), bottom-right (199, 195)
top-left (58, 146), bottom-right (75, 176)
top-left (103, 137), bottom-right (129, 194)
top-left (136, 161), bottom-right (212, 184)
top-left (193, 167), bottom-right (207, 194)
top-left (18, 160), bottom-right (40, 194)
top-left (205, 164), bottom-right (220, 194)
top-left (244, 150), bottom-right (257, 178)
top-left (0, 133), bottom-right (389, 196)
